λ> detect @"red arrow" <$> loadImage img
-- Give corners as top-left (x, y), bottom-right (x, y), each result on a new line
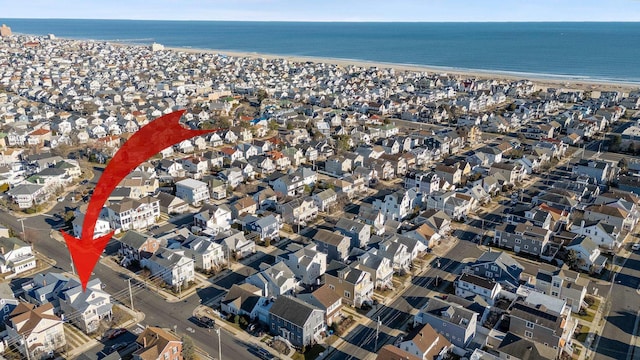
top-left (61, 110), bottom-right (214, 290)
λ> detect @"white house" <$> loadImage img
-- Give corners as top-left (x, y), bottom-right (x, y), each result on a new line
top-left (175, 178), bottom-right (210, 206)
top-left (0, 237), bottom-right (36, 275)
top-left (455, 272), bottom-right (502, 305)
top-left (141, 248), bottom-right (195, 288)
top-left (58, 278), bottom-right (112, 334)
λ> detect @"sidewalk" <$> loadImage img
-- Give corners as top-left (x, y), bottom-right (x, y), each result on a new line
top-left (193, 305), bottom-right (293, 360)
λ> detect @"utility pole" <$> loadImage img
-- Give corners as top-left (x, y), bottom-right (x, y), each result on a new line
top-left (127, 278), bottom-right (134, 310)
top-left (374, 316), bottom-right (381, 351)
top-left (215, 327), bottom-right (222, 360)
top-left (17, 218), bottom-right (26, 242)
top-left (22, 334), bottom-right (32, 360)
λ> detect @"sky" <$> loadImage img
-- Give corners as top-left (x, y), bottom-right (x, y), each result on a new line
top-left (3, 0), bottom-right (640, 22)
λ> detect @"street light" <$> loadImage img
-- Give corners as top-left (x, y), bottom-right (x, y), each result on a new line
top-left (17, 218), bottom-right (26, 242)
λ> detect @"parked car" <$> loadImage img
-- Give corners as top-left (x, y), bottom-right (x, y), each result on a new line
top-left (632, 243), bottom-right (640, 251)
top-left (195, 316), bottom-right (215, 328)
top-left (105, 328), bottom-right (127, 339)
top-left (111, 342), bottom-right (127, 351)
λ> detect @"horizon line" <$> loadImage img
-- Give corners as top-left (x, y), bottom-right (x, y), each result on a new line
top-left (2, 17), bottom-right (640, 23)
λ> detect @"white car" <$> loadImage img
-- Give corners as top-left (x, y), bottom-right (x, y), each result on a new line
top-left (632, 243), bottom-right (640, 251)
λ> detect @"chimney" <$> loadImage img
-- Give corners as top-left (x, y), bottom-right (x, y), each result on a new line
top-left (1, 246), bottom-right (4, 255)
top-left (143, 336), bottom-right (147, 348)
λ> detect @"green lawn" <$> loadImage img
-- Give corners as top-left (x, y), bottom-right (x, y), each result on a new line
top-left (576, 326), bottom-right (590, 343)
top-left (575, 310), bottom-right (595, 323)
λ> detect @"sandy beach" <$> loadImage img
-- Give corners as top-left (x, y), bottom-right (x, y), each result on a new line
top-left (162, 46), bottom-right (640, 93)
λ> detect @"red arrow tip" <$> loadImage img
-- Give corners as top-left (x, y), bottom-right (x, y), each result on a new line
top-left (61, 230), bottom-right (114, 291)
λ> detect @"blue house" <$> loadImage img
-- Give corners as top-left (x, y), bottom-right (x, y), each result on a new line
top-left (244, 214), bottom-right (281, 241)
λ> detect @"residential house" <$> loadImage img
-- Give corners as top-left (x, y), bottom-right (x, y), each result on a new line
top-left (376, 345), bottom-right (421, 360)
top-left (398, 323), bottom-right (452, 360)
top-left (133, 326), bottom-right (183, 360)
top-left (496, 332), bottom-right (557, 360)
top-left (413, 296), bottom-right (478, 348)
top-left (572, 159), bottom-right (615, 184)
top-left (221, 283), bottom-right (263, 319)
top-left (0, 237), bottom-right (36, 275)
top-left (454, 273), bottom-right (502, 305)
top-left (175, 178), bottom-right (209, 206)
top-left (141, 248), bottom-right (195, 289)
top-left (243, 214), bottom-right (281, 242)
top-left (335, 218), bottom-right (371, 249)
top-left (373, 189), bottom-right (418, 221)
top-left (156, 192), bottom-right (188, 215)
top-left (465, 251), bottom-right (524, 290)
top-left (434, 164), bottom-right (463, 186)
top-left (231, 196), bottom-right (258, 218)
top-left (533, 267), bottom-right (589, 313)
top-left (6, 183), bottom-right (46, 208)
top-left (404, 171), bottom-right (441, 195)
top-left (193, 204), bottom-right (232, 234)
top-left (570, 220), bottom-right (621, 252)
top-left (116, 230), bottom-right (161, 265)
top-left (508, 297), bottom-right (576, 359)
top-left (377, 238), bottom-right (414, 272)
top-left (269, 295), bottom-right (325, 348)
top-left (493, 223), bottom-right (552, 257)
top-left (279, 197), bottom-right (318, 225)
top-left (105, 196), bottom-right (160, 234)
top-left (489, 162), bottom-right (526, 186)
top-left (353, 252), bottom-right (394, 290)
top-left (312, 229), bottom-right (350, 263)
top-left (59, 278), bottom-right (112, 334)
top-left (281, 243), bottom-right (327, 285)
top-left (207, 178), bottom-right (227, 200)
top-left (583, 203), bottom-right (638, 233)
top-left (218, 167), bottom-right (244, 189)
top-left (245, 261), bottom-right (297, 298)
top-left (566, 235), bottom-right (607, 274)
top-left (217, 229), bottom-right (255, 259)
top-left (324, 260), bottom-right (374, 308)
top-left (313, 188), bottom-right (338, 212)
top-left (181, 235), bottom-right (225, 271)
top-left (298, 285), bottom-right (342, 326)
top-left (6, 303), bottom-right (65, 359)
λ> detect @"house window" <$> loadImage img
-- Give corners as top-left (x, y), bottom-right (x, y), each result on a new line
top-left (490, 265), bottom-right (498, 272)
top-left (515, 239), bottom-right (521, 244)
top-left (486, 272), bottom-right (493, 278)
top-left (551, 291), bottom-right (559, 297)
top-left (525, 331), bottom-right (533, 338)
top-left (344, 291), bottom-right (351, 299)
top-left (329, 284), bottom-right (335, 291)
top-left (526, 321), bottom-right (535, 329)
top-left (524, 245), bottom-right (529, 250)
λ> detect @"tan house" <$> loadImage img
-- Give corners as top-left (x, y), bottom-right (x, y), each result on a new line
top-left (133, 326), bottom-right (183, 360)
top-left (323, 260), bottom-right (373, 308)
top-left (7, 302), bottom-right (66, 359)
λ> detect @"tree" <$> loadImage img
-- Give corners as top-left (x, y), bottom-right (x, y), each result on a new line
top-left (566, 249), bottom-right (579, 270)
top-left (257, 89), bottom-right (269, 103)
top-left (182, 335), bottom-right (198, 360)
top-left (618, 157), bottom-right (628, 174)
top-left (268, 120), bottom-right (279, 130)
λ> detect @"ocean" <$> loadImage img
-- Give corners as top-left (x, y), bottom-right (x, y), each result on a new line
top-left (2, 19), bottom-right (640, 84)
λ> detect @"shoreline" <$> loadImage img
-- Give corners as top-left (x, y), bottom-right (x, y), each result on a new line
top-left (165, 46), bottom-right (640, 92)
top-left (18, 32), bottom-right (640, 92)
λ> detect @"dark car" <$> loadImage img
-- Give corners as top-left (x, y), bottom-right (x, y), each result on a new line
top-left (196, 316), bottom-right (215, 328)
top-left (80, 179), bottom-right (89, 185)
top-left (111, 342), bottom-right (127, 351)
top-left (107, 328), bottom-right (127, 339)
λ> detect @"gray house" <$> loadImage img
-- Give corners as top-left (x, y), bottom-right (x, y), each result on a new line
top-left (493, 222), bottom-right (551, 257)
top-left (312, 229), bottom-right (350, 262)
top-left (465, 251), bottom-right (524, 290)
top-left (413, 296), bottom-right (478, 348)
top-left (269, 295), bottom-right (325, 348)
top-left (335, 218), bottom-right (371, 249)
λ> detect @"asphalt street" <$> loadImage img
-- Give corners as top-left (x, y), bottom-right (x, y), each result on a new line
top-left (594, 247), bottom-right (640, 360)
